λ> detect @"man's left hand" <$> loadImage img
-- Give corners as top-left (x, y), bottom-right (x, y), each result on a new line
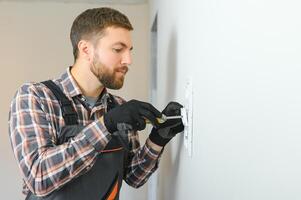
top-left (149, 101), bottom-right (184, 147)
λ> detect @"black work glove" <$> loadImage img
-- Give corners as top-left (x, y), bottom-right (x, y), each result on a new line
top-left (149, 101), bottom-right (184, 146)
top-left (104, 99), bottom-right (162, 133)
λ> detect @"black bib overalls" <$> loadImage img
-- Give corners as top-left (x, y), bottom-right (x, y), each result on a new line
top-left (26, 80), bottom-right (128, 200)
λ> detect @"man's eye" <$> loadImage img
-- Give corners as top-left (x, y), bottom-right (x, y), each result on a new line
top-left (113, 48), bottom-right (122, 53)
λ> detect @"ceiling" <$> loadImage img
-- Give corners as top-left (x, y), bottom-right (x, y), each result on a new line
top-left (0, 0), bottom-right (148, 4)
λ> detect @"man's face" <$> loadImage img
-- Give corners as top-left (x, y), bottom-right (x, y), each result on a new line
top-left (90, 26), bottom-right (133, 90)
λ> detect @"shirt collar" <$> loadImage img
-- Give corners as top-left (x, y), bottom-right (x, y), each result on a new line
top-left (59, 66), bottom-right (110, 103)
top-left (59, 66), bottom-right (82, 98)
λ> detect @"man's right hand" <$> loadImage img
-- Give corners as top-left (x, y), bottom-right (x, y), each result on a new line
top-left (103, 100), bottom-right (162, 133)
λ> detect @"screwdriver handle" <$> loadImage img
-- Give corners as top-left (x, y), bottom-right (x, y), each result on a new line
top-left (145, 114), bottom-right (167, 124)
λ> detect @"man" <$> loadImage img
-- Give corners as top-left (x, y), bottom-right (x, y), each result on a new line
top-left (9, 7), bottom-right (184, 200)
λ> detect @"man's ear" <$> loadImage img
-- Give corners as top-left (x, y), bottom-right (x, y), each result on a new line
top-left (77, 40), bottom-right (94, 62)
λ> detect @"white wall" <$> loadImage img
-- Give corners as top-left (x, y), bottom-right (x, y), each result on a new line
top-left (150, 0), bottom-right (301, 199)
top-left (0, 2), bottom-right (149, 200)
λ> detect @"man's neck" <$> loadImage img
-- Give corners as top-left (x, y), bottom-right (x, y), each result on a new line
top-left (71, 62), bottom-right (104, 98)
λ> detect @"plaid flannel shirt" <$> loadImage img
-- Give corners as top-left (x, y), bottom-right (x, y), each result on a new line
top-left (8, 67), bottom-right (162, 197)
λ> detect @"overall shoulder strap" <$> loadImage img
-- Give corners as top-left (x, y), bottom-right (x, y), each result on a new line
top-left (42, 80), bottom-right (78, 125)
top-left (107, 93), bottom-right (118, 111)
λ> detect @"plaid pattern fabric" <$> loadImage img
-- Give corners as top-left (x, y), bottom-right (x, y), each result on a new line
top-left (9, 67), bottom-right (162, 197)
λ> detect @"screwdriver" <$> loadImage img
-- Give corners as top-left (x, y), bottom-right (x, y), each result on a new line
top-left (145, 114), bottom-right (183, 124)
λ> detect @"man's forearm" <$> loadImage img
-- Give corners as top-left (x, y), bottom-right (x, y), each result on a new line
top-left (147, 138), bottom-right (163, 152)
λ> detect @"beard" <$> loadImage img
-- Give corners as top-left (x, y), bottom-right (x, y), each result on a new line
top-left (90, 55), bottom-right (128, 90)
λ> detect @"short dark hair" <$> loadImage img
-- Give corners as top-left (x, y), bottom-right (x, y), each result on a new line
top-left (70, 7), bottom-right (133, 60)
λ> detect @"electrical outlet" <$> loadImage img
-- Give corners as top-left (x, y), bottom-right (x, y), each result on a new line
top-left (183, 79), bottom-right (193, 157)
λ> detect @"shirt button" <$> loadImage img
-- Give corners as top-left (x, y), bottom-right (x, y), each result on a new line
top-left (86, 164), bottom-right (92, 170)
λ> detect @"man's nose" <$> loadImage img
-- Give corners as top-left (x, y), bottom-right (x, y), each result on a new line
top-left (121, 51), bottom-right (132, 65)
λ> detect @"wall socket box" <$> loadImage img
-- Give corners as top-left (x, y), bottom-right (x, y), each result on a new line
top-left (183, 78), bottom-right (193, 157)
